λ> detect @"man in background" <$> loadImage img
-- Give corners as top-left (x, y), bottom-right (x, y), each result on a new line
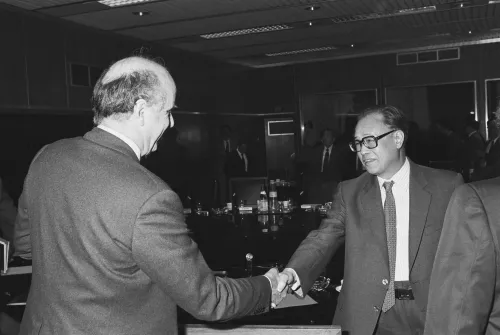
top-left (424, 177), bottom-right (500, 334)
top-left (278, 105), bottom-right (463, 335)
top-left (215, 125), bottom-right (236, 204)
top-left (296, 128), bottom-right (343, 204)
top-left (14, 55), bottom-right (279, 335)
top-left (227, 139), bottom-right (250, 177)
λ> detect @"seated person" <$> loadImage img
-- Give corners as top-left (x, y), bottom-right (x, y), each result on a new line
top-left (0, 177), bottom-right (16, 243)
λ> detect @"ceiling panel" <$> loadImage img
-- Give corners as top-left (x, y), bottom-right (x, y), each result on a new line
top-left (2, 0), bottom-right (88, 10)
top-left (3, 0), bottom-right (499, 67)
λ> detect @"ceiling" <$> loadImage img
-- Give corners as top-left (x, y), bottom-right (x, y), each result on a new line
top-left (3, 0), bottom-right (500, 68)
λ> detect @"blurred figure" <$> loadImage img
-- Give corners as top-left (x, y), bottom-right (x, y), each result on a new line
top-left (227, 139), bottom-right (250, 177)
top-left (0, 177), bottom-right (16, 243)
top-left (295, 128), bottom-right (343, 204)
top-left (459, 119), bottom-right (485, 181)
top-left (215, 125), bottom-right (236, 203)
top-left (424, 178), bottom-right (500, 335)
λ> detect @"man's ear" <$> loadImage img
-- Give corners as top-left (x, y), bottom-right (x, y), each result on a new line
top-left (133, 99), bottom-right (147, 126)
top-left (394, 130), bottom-right (405, 149)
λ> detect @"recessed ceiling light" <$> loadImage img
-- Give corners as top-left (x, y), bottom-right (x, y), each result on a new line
top-left (200, 24), bottom-right (292, 39)
top-left (351, 44), bottom-right (355, 47)
top-left (468, 30), bottom-right (472, 34)
top-left (133, 11), bottom-right (150, 16)
top-left (305, 6), bottom-right (320, 11)
top-left (489, 0), bottom-right (500, 3)
top-left (308, 22), bottom-right (313, 26)
top-left (265, 46), bottom-right (337, 57)
top-left (98, 0), bottom-right (155, 7)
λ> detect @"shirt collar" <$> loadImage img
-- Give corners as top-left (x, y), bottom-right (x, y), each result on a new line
top-left (97, 124), bottom-right (141, 160)
top-left (377, 157), bottom-right (410, 189)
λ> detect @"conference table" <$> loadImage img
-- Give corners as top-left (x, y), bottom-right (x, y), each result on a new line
top-left (1, 209), bottom-right (345, 328)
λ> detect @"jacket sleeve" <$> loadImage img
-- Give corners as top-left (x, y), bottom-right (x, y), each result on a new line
top-left (286, 182), bottom-right (346, 293)
top-left (13, 189), bottom-right (31, 259)
top-left (131, 189), bottom-right (271, 321)
top-left (424, 184), bottom-right (495, 335)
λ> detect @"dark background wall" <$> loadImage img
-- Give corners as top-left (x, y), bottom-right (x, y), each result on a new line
top-left (2, 2), bottom-right (500, 204)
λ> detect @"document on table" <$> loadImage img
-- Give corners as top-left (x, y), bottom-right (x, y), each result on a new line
top-left (275, 293), bottom-right (317, 309)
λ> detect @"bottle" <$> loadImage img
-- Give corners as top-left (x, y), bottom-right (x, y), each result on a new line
top-left (268, 180), bottom-right (279, 212)
top-left (258, 185), bottom-right (268, 212)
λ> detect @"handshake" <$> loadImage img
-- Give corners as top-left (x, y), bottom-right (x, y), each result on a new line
top-left (264, 268), bottom-right (302, 309)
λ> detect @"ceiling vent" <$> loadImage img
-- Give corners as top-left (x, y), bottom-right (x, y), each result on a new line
top-left (397, 47), bottom-right (460, 65)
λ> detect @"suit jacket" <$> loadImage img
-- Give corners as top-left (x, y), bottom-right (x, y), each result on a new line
top-left (227, 150), bottom-right (250, 177)
top-left (296, 145), bottom-right (343, 204)
top-left (424, 177), bottom-right (500, 335)
top-left (287, 160), bottom-right (463, 335)
top-left (486, 138), bottom-right (500, 166)
top-left (16, 128), bottom-right (271, 335)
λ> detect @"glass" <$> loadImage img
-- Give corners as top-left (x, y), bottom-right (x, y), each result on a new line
top-left (349, 129), bottom-right (397, 152)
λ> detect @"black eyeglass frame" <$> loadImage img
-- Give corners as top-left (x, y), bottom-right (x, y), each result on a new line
top-left (349, 129), bottom-right (398, 152)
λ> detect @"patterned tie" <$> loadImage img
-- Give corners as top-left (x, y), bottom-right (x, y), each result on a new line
top-left (382, 181), bottom-right (396, 312)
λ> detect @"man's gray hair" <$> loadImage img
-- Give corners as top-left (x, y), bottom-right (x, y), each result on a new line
top-left (91, 56), bottom-right (166, 124)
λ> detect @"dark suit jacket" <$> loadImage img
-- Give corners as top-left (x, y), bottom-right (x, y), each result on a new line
top-left (486, 138), bottom-right (500, 166)
top-left (424, 178), bottom-right (500, 335)
top-left (296, 145), bottom-right (343, 204)
top-left (16, 128), bottom-right (271, 335)
top-left (287, 161), bottom-right (463, 335)
top-left (227, 150), bottom-right (250, 177)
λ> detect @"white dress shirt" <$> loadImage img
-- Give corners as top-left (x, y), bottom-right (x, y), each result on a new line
top-left (97, 125), bottom-right (141, 160)
top-left (377, 158), bottom-right (410, 281)
top-left (321, 145), bottom-right (333, 172)
top-left (237, 149), bottom-right (248, 172)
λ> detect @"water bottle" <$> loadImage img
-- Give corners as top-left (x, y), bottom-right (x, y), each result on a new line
top-left (258, 185), bottom-right (268, 212)
top-left (268, 180), bottom-right (279, 212)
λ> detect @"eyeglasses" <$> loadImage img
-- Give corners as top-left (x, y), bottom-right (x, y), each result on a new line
top-left (349, 129), bottom-right (397, 152)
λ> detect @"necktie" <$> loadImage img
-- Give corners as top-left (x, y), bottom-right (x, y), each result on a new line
top-left (382, 181), bottom-right (396, 312)
top-left (322, 148), bottom-right (330, 172)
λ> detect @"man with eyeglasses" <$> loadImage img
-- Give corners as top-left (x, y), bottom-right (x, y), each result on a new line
top-left (276, 105), bottom-right (463, 335)
top-left (15, 56), bottom-right (280, 335)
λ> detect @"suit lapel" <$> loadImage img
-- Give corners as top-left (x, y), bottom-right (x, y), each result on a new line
top-left (359, 175), bottom-right (389, 267)
top-left (409, 163), bottom-right (431, 273)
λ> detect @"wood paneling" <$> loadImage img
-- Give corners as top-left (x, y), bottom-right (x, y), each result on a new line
top-left (0, 10), bottom-right (27, 106)
top-left (24, 16), bottom-right (67, 107)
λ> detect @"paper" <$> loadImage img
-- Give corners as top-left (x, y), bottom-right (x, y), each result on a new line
top-left (275, 293), bottom-right (317, 309)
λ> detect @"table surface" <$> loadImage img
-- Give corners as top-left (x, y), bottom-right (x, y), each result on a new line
top-left (1, 210), bottom-right (345, 326)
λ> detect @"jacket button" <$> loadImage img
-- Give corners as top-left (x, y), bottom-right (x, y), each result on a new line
top-left (373, 306), bottom-right (380, 312)
top-left (382, 279), bottom-right (389, 285)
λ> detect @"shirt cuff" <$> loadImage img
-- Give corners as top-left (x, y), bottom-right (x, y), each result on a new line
top-left (285, 268), bottom-right (304, 297)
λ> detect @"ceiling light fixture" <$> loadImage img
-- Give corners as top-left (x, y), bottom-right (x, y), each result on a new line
top-left (265, 46), bottom-right (337, 57)
top-left (133, 11), bottom-right (150, 16)
top-left (305, 6), bottom-right (320, 11)
top-left (331, 6), bottom-right (436, 24)
top-left (308, 22), bottom-right (313, 26)
top-left (97, 0), bottom-right (155, 7)
top-left (200, 24), bottom-right (292, 39)
top-left (489, 0), bottom-right (500, 4)
top-left (351, 44), bottom-right (354, 47)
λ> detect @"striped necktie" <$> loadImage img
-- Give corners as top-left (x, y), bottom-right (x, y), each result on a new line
top-left (382, 181), bottom-right (396, 312)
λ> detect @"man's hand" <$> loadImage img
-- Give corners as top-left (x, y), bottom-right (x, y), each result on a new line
top-left (277, 268), bottom-right (300, 294)
top-left (335, 279), bottom-right (343, 292)
top-left (264, 268), bottom-right (287, 308)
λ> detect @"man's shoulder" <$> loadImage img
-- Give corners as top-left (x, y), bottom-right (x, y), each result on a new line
top-left (412, 163), bottom-right (460, 183)
top-left (469, 176), bottom-right (500, 198)
top-left (339, 171), bottom-right (371, 192)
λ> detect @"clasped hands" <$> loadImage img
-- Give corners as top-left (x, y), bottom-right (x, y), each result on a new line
top-left (264, 268), bottom-right (301, 309)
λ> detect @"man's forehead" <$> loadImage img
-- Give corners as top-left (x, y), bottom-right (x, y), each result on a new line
top-left (355, 114), bottom-right (386, 136)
